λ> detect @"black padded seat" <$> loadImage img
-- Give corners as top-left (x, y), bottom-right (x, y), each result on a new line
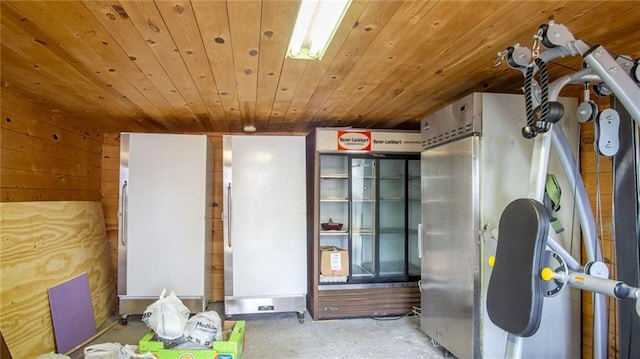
top-left (487, 198), bottom-right (551, 337)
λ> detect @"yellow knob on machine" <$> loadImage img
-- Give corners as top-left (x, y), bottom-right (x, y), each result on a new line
top-left (541, 267), bottom-right (555, 281)
top-left (488, 256), bottom-right (495, 267)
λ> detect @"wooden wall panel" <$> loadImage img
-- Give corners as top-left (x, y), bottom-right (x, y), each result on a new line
top-left (0, 90), bottom-right (102, 202)
top-left (0, 201), bottom-right (116, 358)
top-left (0, 90), bottom-right (114, 357)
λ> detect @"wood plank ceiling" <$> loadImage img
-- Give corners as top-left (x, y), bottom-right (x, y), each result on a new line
top-left (1, 1), bottom-right (639, 134)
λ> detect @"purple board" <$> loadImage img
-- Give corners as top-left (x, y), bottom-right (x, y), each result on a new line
top-left (48, 272), bottom-right (96, 353)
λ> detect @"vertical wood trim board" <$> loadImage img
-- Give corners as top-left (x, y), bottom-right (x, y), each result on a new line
top-left (580, 120), bottom-right (617, 359)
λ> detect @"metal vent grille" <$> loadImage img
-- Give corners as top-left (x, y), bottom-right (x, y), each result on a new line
top-left (420, 93), bottom-right (482, 150)
top-left (422, 122), bottom-right (475, 148)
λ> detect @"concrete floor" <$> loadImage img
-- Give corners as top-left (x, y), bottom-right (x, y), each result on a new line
top-left (70, 304), bottom-right (451, 359)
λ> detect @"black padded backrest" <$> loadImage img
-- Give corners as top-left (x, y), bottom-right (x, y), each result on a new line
top-left (486, 198), bottom-right (551, 337)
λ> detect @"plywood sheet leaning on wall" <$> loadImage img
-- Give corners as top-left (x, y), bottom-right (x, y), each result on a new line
top-left (0, 201), bottom-right (116, 358)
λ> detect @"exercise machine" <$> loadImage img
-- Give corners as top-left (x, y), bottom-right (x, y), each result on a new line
top-left (489, 21), bottom-right (640, 359)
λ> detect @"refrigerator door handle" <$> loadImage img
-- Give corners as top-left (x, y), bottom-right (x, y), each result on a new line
top-left (120, 180), bottom-right (128, 246)
top-left (227, 182), bottom-right (232, 248)
top-left (418, 223), bottom-right (423, 258)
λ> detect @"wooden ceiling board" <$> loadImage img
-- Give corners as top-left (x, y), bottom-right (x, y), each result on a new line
top-left (44, 1), bottom-right (178, 122)
top-left (0, 4), bottom-right (152, 126)
top-left (396, 1), bottom-right (640, 124)
top-left (83, 1), bottom-right (200, 131)
top-left (266, 56), bottom-right (307, 132)
top-left (118, 1), bottom-right (212, 131)
top-left (1, 1), bottom-right (638, 134)
top-left (5, 1), bottom-right (174, 131)
top-left (270, 2), bottom-right (371, 132)
top-left (292, 0), bottom-right (404, 131)
top-left (361, 1), bottom-right (528, 127)
top-left (283, 0), bottom-right (369, 132)
top-left (367, 1), bottom-right (640, 127)
top-left (261, 1), bottom-right (376, 133)
top-left (0, 48), bottom-right (106, 121)
top-left (255, 1), bottom-right (298, 131)
top-left (0, 49), bottom-right (149, 132)
top-left (317, 1), bottom-right (453, 126)
top-left (191, 0), bottom-right (241, 132)
top-left (155, 1), bottom-right (227, 132)
top-left (227, 0), bottom-right (262, 130)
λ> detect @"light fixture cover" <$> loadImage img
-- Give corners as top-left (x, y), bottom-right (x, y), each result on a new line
top-left (287, 0), bottom-right (352, 60)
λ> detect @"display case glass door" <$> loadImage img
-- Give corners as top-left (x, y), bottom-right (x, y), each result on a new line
top-left (351, 158), bottom-right (376, 280)
top-left (318, 153), bottom-right (420, 284)
top-left (407, 159), bottom-right (421, 277)
top-left (319, 154), bottom-right (349, 252)
top-left (378, 159), bottom-right (406, 278)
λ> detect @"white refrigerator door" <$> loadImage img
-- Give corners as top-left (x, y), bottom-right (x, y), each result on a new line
top-left (125, 133), bottom-right (207, 297)
top-left (225, 135), bottom-right (307, 297)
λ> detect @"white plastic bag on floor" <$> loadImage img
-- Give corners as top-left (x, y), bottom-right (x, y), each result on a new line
top-left (36, 354), bottom-right (71, 359)
top-left (141, 288), bottom-right (190, 340)
top-left (184, 311), bottom-right (223, 347)
top-left (84, 343), bottom-right (122, 359)
top-left (118, 345), bottom-right (155, 359)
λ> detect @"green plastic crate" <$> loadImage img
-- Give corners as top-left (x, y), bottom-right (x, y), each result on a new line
top-left (138, 320), bottom-right (245, 359)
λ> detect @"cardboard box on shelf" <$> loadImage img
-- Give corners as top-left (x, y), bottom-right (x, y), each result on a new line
top-left (139, 320), bottom-right (245, 359)
top-left (320, 246), bottom-right (349, 276)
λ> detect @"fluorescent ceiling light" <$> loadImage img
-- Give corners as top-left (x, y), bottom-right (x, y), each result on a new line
top-left (287, 0), bottom-right (352, 60)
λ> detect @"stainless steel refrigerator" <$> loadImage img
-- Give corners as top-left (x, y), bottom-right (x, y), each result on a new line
top-left (223, 135), bottom-right (307, 321)
top-left (118, 133), bottom-right (213, 323)
top-left (420, 93), bottom-right (581, 358)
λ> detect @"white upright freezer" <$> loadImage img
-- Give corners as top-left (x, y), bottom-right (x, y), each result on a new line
top-left (223, 135), bottom-right (307, 321)
top-left (118, 133), bottom-right (213, 323)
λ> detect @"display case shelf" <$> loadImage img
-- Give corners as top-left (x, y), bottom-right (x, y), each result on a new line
top-left (352, 228), bottom-right (374, 234)
top-left (320, 174), bottom-right (349, 179)
top-left (320, 229), bottom-right (349, 235)
top-left (378, 228), bottom-right (407, 235)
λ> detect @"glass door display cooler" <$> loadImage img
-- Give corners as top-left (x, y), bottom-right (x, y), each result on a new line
top-left (308, 128), bottom-right (421, 319)
top-left (318, 154), bottom-right (418, 283)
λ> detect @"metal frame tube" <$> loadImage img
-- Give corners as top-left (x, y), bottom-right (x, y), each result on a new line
top-left (527, 132), bottom-right (553, 200)
top-left (548, 68), bottom-right (595, 100)
top-left (550, 124), bottom-right (608, 359)
top-left (551, 126), bottom-right (600, 262)
top-left (583, 45), bottom-right (640, 123)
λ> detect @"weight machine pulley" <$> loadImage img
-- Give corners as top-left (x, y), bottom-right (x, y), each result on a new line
top-left (488, 20), bottom-right (640, 359)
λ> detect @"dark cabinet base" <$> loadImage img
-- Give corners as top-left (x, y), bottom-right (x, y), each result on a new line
top-left (311, 284), bottom-right (420, 320)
